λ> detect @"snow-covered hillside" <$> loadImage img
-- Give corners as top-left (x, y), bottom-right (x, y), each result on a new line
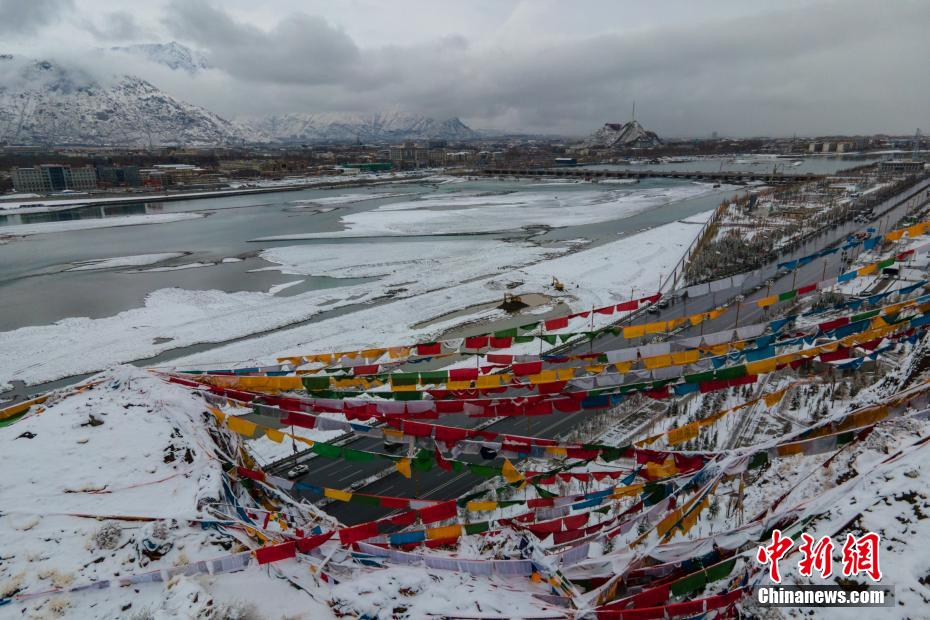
top-left (237, 111), bottom-right (480, 144)
top-left (0, 56), bottom-right (242, 147)
top-left (581, 120), bottom-right (663, 149)
top-left (109, 41), bottom-right (210, 74)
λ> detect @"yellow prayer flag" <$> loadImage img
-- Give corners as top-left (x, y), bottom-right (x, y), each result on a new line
top-left (777, 443), bottom-right (804, 457)
top-left (501, 458), bottom-right (525, 485)
top-left (907, 222), bottom-right (927, 238)
top-left (656, 508), bottom-right (685, 537)
top-left (613, 483), bottom-right (644, 498)
top-left (545, 446), bottom-right (568, 457)
top-left (388, 347), bottom-right (411, 359)
top-left (756, 295), bottom-right (778, 308)
top-left (427, 524), bottom-right (462, 540)
top-left (763, 388), bottom-right (788, 407)
top-left (885, 229), bottom-right (905, 241)
top-left (746, 358), bottom-right (778, 375)
top-left (644, 321), bottom-right (668, 334)
top-left (476, 375), bottom-right (503, 389)
top-left (395, 458), bottom-right (412, 479)
top-left (226, 416), bottom-right (257, 438)
top-left (324, 487), bottom-right (353, 502)
top-left (644, 354), bottom-right (673, 369)
top-left (614, 361), bottom-right (633, 373)
top-left (208, 406), bottom-right (226, 423)
top-left (645, 457), bottom-right (678, 479)
top-left (466, 501), bottom-right (498, 512)
top-left (623, 324), bottom-right (647, 339)
top-left (264, 428), bottom-right (285, 443)
top-left (707, 308), bottom-right (727, 320)
top-left (445, 380), bottom-right (472, 390)
top-left (858, 263), bottom-right (877, 276)
top-left (670, 350), bottom-right (700, 365)
top-left (667, 423), bottom-right (699, 446)
top-left (362, 348), bottom-right (386, 361)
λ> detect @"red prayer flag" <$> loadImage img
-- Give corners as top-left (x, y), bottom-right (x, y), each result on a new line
top-left (418, 500), bottom-right (457, 524)
top-left (449, 368), bottom-right (479, 382)
top-left (797, 283), bottom-right (817, 295)
top-left (416, 343), bottom-right (442, 356)
top-left (615, 300), bottom-right (639, 312)
top-left (338, 521), bottom-right (379, 545)
top-left (255, 541), bottom-right (296, 564)
top-left (464, 336), bottom-right (490, 349)
top-left (595, 305), bottom-right (615, 315)
top-left (544, 316), bottom-right (570, 330)
top-left (353, 364), bottom-right (380, 376)
top-left (512, 361), bottom-right (543, 376)
top-left (489, 337), bottom-right (513, 348)
top-left (296, 532), bottom-right (333, 554)
top-left (236, 467), bottom-right (265, 482)
top-left (487, 354), bottom-right (514, 364)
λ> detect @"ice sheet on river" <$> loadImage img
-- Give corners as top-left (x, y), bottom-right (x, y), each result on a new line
top-left (254, 185), bottom-right (714, 239)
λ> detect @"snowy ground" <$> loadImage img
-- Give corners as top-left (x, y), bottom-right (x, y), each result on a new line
top-left (0, 211), bottom-right (708, 389)
top-left (255, 184), bottom-right (715, 240)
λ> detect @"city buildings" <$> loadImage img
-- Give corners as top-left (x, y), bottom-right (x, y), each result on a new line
top-left (11, 164), bottom-right (97, 193)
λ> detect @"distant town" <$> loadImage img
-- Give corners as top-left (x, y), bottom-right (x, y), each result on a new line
top-left (1, 121), bottom-right (927, 199)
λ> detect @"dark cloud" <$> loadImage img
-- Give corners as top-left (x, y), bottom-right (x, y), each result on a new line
top-left (0, 0), bottom-right (74, 36)
top-left (21, 0), bottom-right (928, 137)
top-left (85, 11), bottom-right (146, 41)
top-left (163, 0), bottom-right (359, 85)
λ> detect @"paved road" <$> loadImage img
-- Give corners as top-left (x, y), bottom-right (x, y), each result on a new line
top-left (275, 179), bottom-right (930, 525)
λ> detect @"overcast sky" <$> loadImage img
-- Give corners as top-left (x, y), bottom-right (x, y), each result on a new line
top-left (2, 0), bottom-right (927, 137)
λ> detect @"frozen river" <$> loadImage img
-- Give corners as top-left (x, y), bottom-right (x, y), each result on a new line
top-left (0, 175), bottom-right (735, 392)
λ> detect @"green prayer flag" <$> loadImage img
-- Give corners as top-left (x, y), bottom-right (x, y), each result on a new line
top-left (514, 335), bottom-right (535, 344)
top-left (302, 376), bottom-right (331, 391)
top-left (494, 327), bottom-right (518, 338)
top-left (539, 335), bottom-right (558, 345)
top-left (312, 442), bottom-right (343, 458)
top-left (715, 364), bottom-right (747, 380)
top-left (748, 451), bottom-right (769, 469)
top-left (685, 370), bottom-right (715, 384)
top-left (342, 448), bottom-right (375, 462)
top-left (391, 373), bottom-right (420, 386)
top-left (351, 494), bottom-right (381, 506)
top-left (851, 309), bottom-right (880, 322)
top-left (419, 371), bottom-right (448, 384)
top-left (670, 570), bottom-right (707, 597)
top-left (877, 258), bottom-right (895, 269)
top-left (705, 558), bottom-right (736, 582)
top-left (464, 521), bottom-right (490, 535)
top-left (395, 391), bottom-right (423, 401)
top-left (468, 464), bottom-right (498, 478)
top-left (778, 289), bottom-right (798, 302)
top-left (519, 322), bottom-right (540, 332)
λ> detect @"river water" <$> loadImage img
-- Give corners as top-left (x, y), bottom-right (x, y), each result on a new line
top-left (0, 176), bottom-right (738, 332)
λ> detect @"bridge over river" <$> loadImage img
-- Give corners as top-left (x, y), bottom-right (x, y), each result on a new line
top-left (478, 167), bottom-right (820, 185)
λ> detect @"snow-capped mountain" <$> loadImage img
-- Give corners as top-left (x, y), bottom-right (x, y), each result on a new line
top-left (0, 56), bottom-right (241, 146)
top-left (109, 41), bottom-right (210, 73)
top-left (0, 53), bottom-right (482, 146)
top-left (238, 111), bottom-right (481, 144)
top-left (581, 120), bottom-right (662, 149)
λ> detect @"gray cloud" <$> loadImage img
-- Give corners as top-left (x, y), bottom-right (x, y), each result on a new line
top-left (0, 0), bottom-right (74, 36)
top-left (9, 0), bottom-right (929, 137)
top-left (163, 0), bottom-right (359, 85)
top-left (85, 11), bottom-right (146, 41)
